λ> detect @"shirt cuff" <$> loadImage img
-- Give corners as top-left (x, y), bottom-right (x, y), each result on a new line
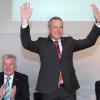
top-left (22, 24), bottom-right (28, 28)
top-left (95, 23), bottom-right (100, 28)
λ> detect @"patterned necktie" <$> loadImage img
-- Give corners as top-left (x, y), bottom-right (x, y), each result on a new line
top-left (4, 77), bottom-right (11, 100)
top-left (54, 41), bottom-right (63, 86)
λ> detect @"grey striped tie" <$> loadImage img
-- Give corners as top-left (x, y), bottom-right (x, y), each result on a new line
top-left (4, 77), bottom-right (11, 100)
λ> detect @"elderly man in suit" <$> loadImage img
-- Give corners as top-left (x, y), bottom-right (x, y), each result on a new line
top-left (0, 54), bottom-right (30, 100)
top-left (20, 3), bottom-right (100, 100)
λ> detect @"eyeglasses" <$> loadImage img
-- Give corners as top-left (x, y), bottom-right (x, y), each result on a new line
top-left (50, 26), bottom-right (63, 30)
top-left (3, 63), bottom-right (15, 67)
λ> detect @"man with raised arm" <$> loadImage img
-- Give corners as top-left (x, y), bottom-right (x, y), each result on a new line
top-left (20, 3), bottom-right (100, 100)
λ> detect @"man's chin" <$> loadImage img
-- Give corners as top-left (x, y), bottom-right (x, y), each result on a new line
top-left (5, 73), bottom-right (12, 76)
top-left (56, 36), bottom-right (61, 40)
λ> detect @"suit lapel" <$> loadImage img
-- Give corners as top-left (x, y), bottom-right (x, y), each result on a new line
top-left (12, 72), bottom-right (19, 87)
top-left (60, 38), bottom-right (66, 61)
top-left (48, 36), bottom-right (60, 61)
top-left (48, 36), bottom-right (67, 61)
top-left (0, 72), bottom-right (4, 86)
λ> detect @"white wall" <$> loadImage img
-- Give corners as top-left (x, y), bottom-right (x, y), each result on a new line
top-left (0, 0), bottom-right (100, 100)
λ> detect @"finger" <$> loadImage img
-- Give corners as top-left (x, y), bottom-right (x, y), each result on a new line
top-left (23, 2), bottom-right (26, 11)
top-left (20, 4), bottom-right (24, 16)
top-left (28, 3), bottom-right (32, 16)
top-left (91, 4), bottom-right (97, 9)
top-left (1, 83), bottom-right (5, 89)
top-left (20, 6), bottom-right (22, 12)
top-left (10, 86), bottom-right (16, 97)
top-left (30, 8), bottom-right (33, 16)
top-left (20, 4), bottom-right (24, 12)
top-left (28, 2), bottom-right (30, 10)
top-left (25, 2), bottom-right (28, 10)
top-left (91, 4), bottom-right (99, 14)
top-left (12, 85), bottom-right (16, 90)
top-left (2, 84), bottom-right (5, 96)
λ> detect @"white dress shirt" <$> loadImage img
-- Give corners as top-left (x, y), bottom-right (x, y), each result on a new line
top-left (4, 74), bottom-right (14, 100)
top-left (51, 37), bottom-right (62, 54)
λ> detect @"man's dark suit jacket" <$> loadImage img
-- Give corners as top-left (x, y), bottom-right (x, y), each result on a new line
top-left (0, 71), bottom-right (30, 100)
top-left (21, 24), bottom-right (100, 94)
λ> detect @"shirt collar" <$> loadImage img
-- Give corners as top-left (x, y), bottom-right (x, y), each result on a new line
top-left (50, 36), bottom-right (61, 43)
top-left (4, 73), bottom-right (14, 79)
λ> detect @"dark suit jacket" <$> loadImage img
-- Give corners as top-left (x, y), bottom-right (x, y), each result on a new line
top-left (0, 71), bottom-right (30, 100)
top-left (95, 80), bottom-right (100, 100)
top-left (20, 24), bottom-right (100, 93)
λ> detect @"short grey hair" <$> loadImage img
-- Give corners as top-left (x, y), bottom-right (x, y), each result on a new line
top-left (48, 16), bottom-right (63, 27)
top-left (2, 54), bottom-right (16, 64)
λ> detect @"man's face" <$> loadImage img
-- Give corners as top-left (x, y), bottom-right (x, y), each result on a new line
top-left (3, 58), bottom-right (15, 76)
top-left (48, 19), bottom-right (63, 40)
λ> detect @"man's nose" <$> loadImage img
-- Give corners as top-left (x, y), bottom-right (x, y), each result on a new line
top-left (6, 65), bottom-right (11, 68)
